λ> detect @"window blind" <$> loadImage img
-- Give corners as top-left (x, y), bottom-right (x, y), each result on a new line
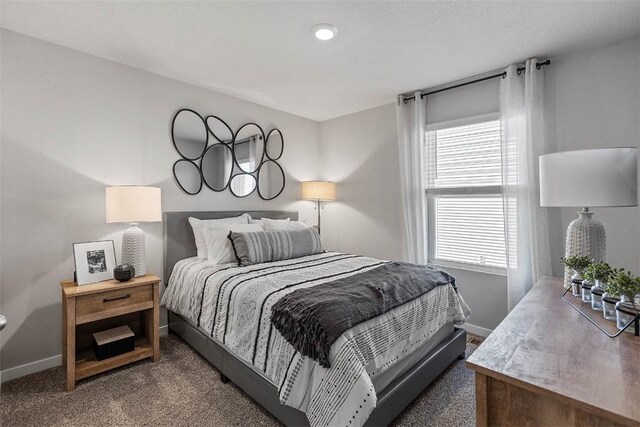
top-left (426, 118), bottom-right (507, 269)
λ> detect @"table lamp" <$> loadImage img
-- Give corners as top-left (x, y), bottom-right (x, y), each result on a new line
top-left (302, 181), bottom-right (336, 234)
top-left (539, 148), bottom-right (638, 287)
top-left (106, 186), bottom-right (162, 277)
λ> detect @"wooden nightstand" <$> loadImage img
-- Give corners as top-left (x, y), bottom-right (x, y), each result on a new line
top-left (60, 274), bottom-right (160, 391)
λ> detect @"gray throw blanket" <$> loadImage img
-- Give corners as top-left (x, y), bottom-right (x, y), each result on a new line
top-left (270, 261), bottom-right (455, 368)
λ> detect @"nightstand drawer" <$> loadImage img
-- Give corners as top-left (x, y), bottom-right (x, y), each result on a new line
top-left (76, 285), bottom-right (153, 324)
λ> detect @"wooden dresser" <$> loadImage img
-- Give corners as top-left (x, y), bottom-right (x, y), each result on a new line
top-left (61, 274), bottom-right (160, 391)
top-left (466, 276), bottom-right (640, 426)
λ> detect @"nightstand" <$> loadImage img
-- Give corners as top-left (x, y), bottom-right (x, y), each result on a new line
top-left (60, 274), bottom-right (160, 391)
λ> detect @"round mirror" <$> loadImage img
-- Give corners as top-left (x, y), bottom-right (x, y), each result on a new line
top-left (173, 159), bottom-right (203, 195)
top-left (201, 144), bottom-right (233, 191)
top-left (233, 123), bottom-right (265, 174)
top-left (229, 173), bottom-right (256, 198)
top-left (206, 115), bottom-right (234, 144)
top-left (172, 109), bottom-right (208, 160)
top-left (265, 129), bottom-right (284, 161)
top-left (257, 160), bottom-right (285, 200)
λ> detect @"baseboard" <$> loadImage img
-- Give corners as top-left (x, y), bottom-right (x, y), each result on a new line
top-left (1, 325), bottom-right (170, 383)
top-left (1, 354), bottom-right (63, 383)
top-left (460, 323), bottom-right (492, 338)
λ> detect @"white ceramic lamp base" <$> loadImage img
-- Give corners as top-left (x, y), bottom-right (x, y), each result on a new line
top-left (563, 208), bottom-right (606, 288)
top-left (121, 223), bottom-right (146, 277)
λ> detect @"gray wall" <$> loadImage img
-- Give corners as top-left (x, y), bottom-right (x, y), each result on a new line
top-left (319, 36), bottom-right (640, 332)
top-left (0, 30), bottom-right (320, 372)
top-left (1, 29), bottom-right (639, 373)
top-left (544, 36), bottom-right (640, 276)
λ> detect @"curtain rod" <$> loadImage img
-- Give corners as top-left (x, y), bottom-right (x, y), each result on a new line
top-left (402, 60), bottom-right (550, 103)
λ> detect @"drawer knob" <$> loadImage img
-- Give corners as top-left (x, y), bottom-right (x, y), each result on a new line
top-left (103, 294), bottom-right (131, 303)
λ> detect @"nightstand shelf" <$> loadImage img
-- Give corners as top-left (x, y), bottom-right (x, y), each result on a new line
top-left (75, 338), bottom-right (152, 380)
top-left (61, 274), bottom-right (160, 391)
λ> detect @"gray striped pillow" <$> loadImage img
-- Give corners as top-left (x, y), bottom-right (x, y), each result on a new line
top-left (227, 227), bottom-right (323, 266)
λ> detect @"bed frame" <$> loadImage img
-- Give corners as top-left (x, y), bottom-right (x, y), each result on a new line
top-left (163, 210), bottom-right (467, 427)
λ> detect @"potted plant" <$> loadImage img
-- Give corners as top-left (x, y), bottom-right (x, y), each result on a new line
top-left (605, 270), bottom-right (640, 332)
top-left (560, 256), bottom-right (591, 296)
top-left (583, 262), bottom-right (615, 311)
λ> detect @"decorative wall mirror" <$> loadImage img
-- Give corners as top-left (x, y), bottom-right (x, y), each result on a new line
top-left (266, 129), bottom-right (284, 161)
top-left (173, 159), bottom-right (203, 195)
top-left (172, 109), bottom-right (208, 160)
top-left (257, 160), bottom-right (285, 200)
top-left (170, 109), bottom-right (285, 199)
top-left (206, 115), bottom-right (233, 144)
top-left (229, 173), bottom-right (257, 198)
top-left (233, 123), bottom-right (265, 174)
top-left (201, 144), bottom-right (233, 191)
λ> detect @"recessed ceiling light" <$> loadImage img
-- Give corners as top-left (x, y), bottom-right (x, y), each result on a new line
top-left (312, 24), bottom-right (338, 41)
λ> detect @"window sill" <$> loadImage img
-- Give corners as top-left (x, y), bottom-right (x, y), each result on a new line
top-left (429, 260), bottom-right (507, 277)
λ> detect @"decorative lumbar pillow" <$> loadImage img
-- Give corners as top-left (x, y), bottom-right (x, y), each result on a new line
top-left (260, 217), bottom-right (308, 231)
top-left (189, 214), bottom-right (249, 259)
top-left (228, 227), bottom-right (322, 266)
top-left (204, 223), bottom-right (264, 265)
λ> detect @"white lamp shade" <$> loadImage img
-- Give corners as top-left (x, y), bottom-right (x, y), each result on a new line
top-left (106, 186), bottom-right (162, 223)
top-left (539, 148), bottom-right (638, 207)
top-left (301, 181), bottom-right (336, 201)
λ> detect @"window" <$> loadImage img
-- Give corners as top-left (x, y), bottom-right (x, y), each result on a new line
top-left (425, 115), bottom-right (506, 271)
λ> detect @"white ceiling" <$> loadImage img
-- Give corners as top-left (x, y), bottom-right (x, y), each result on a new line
top-left (2, 1), bottom-right (639, 121)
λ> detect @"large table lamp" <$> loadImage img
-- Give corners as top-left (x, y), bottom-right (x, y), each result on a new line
top-left (302, 181), bottom-right (336, 234)
top-left (106, 186), bottom-right (162, 277)
top-left (539, 148), bottom-right (638, 287)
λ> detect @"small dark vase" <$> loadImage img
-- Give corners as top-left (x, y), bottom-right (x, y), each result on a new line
top-left (114, 264), bottom-right (135, 282)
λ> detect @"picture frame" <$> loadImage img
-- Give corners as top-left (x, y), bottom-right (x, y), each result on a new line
top-left (73, 240), bottom-right (117, 285)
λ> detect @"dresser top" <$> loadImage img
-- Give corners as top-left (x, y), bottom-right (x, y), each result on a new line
top-left (60, 274), bottom-right (161, 297)
top-left (466, 276), bottom-right (640, 425)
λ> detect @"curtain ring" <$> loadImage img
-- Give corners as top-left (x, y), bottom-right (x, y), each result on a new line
top-left (501, 72), bottom-right (507, 79)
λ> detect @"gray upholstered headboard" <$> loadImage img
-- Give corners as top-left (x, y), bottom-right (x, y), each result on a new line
top-left (163, 210), bottom-right (298, 282)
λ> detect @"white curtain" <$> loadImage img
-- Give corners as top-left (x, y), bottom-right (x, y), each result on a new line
top-left (500, 59), bottom-right (552, 311)
top-left (396, 91), bottom-right (428, 264)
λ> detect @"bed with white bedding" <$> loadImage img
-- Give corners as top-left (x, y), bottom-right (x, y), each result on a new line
top-left (162, 251), bottom-right (470, 427)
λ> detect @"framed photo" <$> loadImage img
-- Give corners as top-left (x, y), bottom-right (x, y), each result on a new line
top-left (73, 240), bottom-right (117, 285)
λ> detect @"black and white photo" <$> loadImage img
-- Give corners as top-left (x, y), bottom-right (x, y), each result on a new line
top-left (73, 240), bottom-right (117, 285)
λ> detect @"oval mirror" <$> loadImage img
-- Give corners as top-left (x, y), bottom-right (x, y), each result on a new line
top-left (206, 115), bottom-right (234, 144)
top-left (257, 160), bottom-right (285, 200)
top-left (172, 109), bottom-right (208, 160)
top-left (265, 129), bottom-right (284, 161)
top-left (173, 159), bottom-right (203, 195)
top-left (233, 123), bottom-right (265, 174)
top-left (201, 144), bottom-right (233, 191)
top-left (229, 173), bottom-right (256, 198)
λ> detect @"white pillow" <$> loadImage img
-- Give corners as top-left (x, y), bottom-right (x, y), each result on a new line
top-left (249, 217), bottom-right (290, 226)
top-left (204, 223), bottom-right (264, 264)
top-left (261, 217), bottom-right (308, 231)
top-left (189, 214), bottom-right (249, 258)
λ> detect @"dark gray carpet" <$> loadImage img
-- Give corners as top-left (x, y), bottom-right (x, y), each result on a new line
top-left (1, 334), bottom-right (481, 426)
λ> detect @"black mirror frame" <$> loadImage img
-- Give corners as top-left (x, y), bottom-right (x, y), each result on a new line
top-left (200, 143), bottom-right (234, 192)
top-left (172, 158), bottom-right (203, 195)
top-left (171, 109), bottom-right (209, 161)
top-left (205, 115), bottom-right (234, 145)
top-left (228, 173), bottom-right (257, 198)
top-left (265, 128), bottom-right (284, 161)
top-left (232, 122), bottom-right (266, 174)
top-left (170, 109), bottom-right (287, 200)
top-left (257, 159), bottom-right (286, 200)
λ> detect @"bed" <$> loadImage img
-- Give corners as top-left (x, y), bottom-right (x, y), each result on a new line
top-left (162, 210), bottom-right (469, 427)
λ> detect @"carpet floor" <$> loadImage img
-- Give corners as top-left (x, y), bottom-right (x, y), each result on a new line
top-left (1, 334), bottom-right (482, 427)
